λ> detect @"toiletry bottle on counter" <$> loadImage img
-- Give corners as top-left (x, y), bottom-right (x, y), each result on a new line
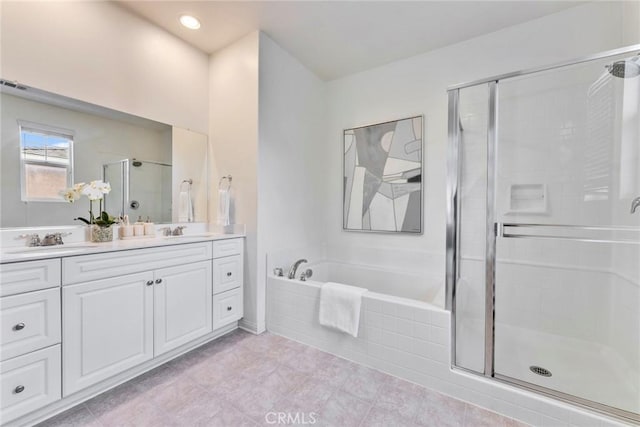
top-left (133, 216), bottom-right (144, 236)
top-left (119, 215), bottom-right (134, 238)
top-left (144, 216), bottom-right (155, 237)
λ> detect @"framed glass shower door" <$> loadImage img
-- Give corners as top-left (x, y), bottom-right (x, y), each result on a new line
top-left (448, 45), bottom-right (640, 424)
top-left (492, 51), bottom-right (640, 420)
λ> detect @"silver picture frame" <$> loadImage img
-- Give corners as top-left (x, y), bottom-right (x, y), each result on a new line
top-left (343, 115), bottom-right (424, 234)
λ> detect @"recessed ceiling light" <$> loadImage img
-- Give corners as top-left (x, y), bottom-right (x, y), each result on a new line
top-left (180, 15), bottom-right (201, 30)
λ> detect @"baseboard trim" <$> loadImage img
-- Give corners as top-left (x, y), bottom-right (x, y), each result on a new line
top-left (238, 318), bottom-right (263, 334)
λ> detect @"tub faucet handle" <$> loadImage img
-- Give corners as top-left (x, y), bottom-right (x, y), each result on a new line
top-left (273, 268), bottom-right (284, 277)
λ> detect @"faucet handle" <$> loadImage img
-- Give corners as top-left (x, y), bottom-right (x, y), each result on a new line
top-left (18, 234), bottom-right (41, 247)
top-left (173, 226), bottom-right (186, 236)
top-left (53, 232), bottom-right (71, 245)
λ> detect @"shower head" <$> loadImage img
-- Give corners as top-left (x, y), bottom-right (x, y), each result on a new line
top-left (132, 160), bottom-right (142, 167)
top-left (606, 56), bottom-right (640, 79)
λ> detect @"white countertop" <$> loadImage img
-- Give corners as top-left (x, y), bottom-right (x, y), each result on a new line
top-left (0, 232), bottom-right (245, 264)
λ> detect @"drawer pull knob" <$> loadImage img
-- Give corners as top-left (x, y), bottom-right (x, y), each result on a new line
top-left (14, 323), bottom-right (25, 331)
top-left (14, 385), bottom-right (25, 394)
top-left (227, 306), bottom-right (232, 311)
top-left (155, 278), bottom-right (163, 284)
top-left (146, 280), bottom-right (154, 286)
top-left (226, 272), bottom-right (232, 277)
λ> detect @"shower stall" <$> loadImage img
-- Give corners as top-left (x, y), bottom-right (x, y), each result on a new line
top-left (103, 158), bottom-right (172, 223)
top-left (447, 45), bottom-right (640, 423)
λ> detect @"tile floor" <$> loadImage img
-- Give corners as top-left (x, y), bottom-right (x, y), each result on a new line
top-left (42, 330), bottom-right (527, 427)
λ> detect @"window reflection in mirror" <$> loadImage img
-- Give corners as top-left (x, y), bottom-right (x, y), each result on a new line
top-left (1, 81), bottom-right (207, 228)
top-left (19, 121), bottom-right (74, 202)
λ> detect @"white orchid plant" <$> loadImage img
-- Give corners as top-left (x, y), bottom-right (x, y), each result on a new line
top-left (61, 180), bottom-right (119, 227)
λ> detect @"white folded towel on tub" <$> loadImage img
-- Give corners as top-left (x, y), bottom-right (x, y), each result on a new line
top-left (319, 282), bottom-right (368, 337)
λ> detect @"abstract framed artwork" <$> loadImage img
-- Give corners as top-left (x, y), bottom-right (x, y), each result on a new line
top-left (343, 115), bottom-right (423, 234)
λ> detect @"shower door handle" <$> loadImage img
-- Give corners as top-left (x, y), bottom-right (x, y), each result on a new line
top-left (499, 223), bottom-right (640, 245)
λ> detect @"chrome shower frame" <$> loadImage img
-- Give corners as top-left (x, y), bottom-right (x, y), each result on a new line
top-left (446, 43), bottom-right (640, 424)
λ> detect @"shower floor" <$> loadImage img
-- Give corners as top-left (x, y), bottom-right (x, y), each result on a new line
top-left (494, 323), bottom-right (640, 416)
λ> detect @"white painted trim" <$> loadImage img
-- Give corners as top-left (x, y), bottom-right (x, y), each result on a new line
top-left (239, 318), bottom-right (262, 334)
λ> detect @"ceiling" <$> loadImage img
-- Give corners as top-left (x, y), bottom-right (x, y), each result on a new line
top-left (116, 1), bottom-right (584, 81)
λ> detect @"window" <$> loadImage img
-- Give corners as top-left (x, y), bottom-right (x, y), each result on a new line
top-left (19, 121), bottom-right (74, 202)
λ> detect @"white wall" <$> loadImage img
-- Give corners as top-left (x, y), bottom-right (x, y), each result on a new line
top-left (0, 1), bottom-right (209, 133)
top-left (324, 2), bottom-right (633, 272)
top-left (257, 33), bottom-right (327, 332)
top-left (209, 32), bottom-right (260, 332)
top-left (171, 128), bottom-right (208, 223)
top-left (322, 0), bottom-right (639, 389)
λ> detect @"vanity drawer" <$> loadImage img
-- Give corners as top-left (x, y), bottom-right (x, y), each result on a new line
top-left (213, 288), bottom-right (243, 329)
top-left (0, 345), bottom-right (61, 423)
top-left (1, 288), bottom-right (61, 361)
top-left (212, 255), bottom-right (243, 294)
top-left (212, 238), bottom-right (243, 258)
top-left (63, 242), bottom-right (212, 285)
top-left (0, 259), bottom-right (61, 297)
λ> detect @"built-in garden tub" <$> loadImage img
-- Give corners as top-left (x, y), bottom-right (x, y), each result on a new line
top-left (266, 260), bottom-right (451, 383)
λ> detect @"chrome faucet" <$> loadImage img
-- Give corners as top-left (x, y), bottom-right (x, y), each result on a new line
top-left (172, 226), bottom-right (186, 236)
top-left (159, 226), bottom-right (186, 236)
top-left (19, 233), bottom-right (41, 247)
top-left (41, 234), bottom-right (59, 246)
top-left (19, 232), bottom-right (70, 247)
top-left (287, 259), bottom-right (308, 279)
top-left (632, 196), bottom-right (640, 214)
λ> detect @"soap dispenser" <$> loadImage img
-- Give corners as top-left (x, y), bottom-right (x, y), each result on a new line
top-left (133, 216), bottom-right (144, 236)
top-left (144, 216), bottom-right (155, 237)
top-left (119, 215), bottom-right (133, 238)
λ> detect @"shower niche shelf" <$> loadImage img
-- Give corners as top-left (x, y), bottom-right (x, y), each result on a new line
top-left (506, 183), bottom-right (548, 215)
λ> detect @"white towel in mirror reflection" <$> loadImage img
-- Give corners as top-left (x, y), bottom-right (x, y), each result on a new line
top-left (217, 189), bottom-right (230, 226)
top-left (178, 189), bottom-right (194, 222)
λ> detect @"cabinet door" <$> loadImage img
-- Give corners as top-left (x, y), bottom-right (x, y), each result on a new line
top-left (154, 261), bottom-right (212, 356)
top-left (63, 272), bottom-right (153, 395)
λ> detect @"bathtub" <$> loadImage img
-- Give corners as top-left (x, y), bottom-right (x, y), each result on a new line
top-left (301, 260), bottom-right (445, 308)
top-left (266, 260), bottom-right (451, 387)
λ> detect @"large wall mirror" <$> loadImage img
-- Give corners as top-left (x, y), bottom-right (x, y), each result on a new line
top-left (1, 80), bottom-right (208, 227)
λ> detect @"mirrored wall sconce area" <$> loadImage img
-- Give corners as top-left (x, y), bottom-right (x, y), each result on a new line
top-left (0, 79), bottom-right (208, 228)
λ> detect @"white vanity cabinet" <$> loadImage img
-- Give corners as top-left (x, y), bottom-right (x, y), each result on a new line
top-left (153, 261), bottom-right (212, 356)
top-left (62, 272), bottom-right (154, 395)
top-left (0, 259), bottom-right (62, 423)
top-left (212, 240), bottom-right (244, 329)
top-left (0, 236), bottom-right (244, 424)
top-left (62, 242), bottom-right (213, 395)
